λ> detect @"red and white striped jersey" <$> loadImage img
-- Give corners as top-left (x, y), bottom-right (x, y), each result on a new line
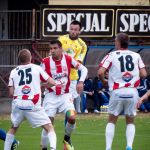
top-left (8, 64), bottom-right (49, 106)
top-left (99, 50), bottom-right (145, 91)
top-left (41, 54), bottom-right (81, 95)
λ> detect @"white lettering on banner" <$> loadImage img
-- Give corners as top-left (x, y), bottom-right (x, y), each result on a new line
top-left (120, 13), bottom-right (150, 32)
top-left (46, 13), bottom-right (110, 32)
top-left (47, 13), bottom-right (56, 32)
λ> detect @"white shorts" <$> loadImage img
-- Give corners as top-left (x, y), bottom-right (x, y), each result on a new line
top-left (108, 88), bottom-right (139, 116)
top-left (69, 80), bottom-right (79, 99)
top-left (11, 100), bottom-right (51, 128)
top-left (43, 92), bottom-right (75, 117)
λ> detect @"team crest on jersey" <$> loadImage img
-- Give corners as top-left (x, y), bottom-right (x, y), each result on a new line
top-left (66, 49), bottom-right (75, 57)
top-left (122, 72), bottom-right (133, 82)
top-left (21, 85), bottom-right (31, 94)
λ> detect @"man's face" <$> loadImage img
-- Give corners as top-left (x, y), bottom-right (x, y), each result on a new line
top-left (69, 24), bottom-right (81, 39)
top-left (50, 44), bottom-right (62, 58)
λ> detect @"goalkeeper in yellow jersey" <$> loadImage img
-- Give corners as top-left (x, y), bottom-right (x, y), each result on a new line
top-left (59, 20), bottom-right (87, 149)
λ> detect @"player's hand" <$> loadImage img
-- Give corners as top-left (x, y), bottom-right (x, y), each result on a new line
top-left (88, 91), bottom-right (94, 96)
top-left (76, 81), bottom-right (84, 94)
top-left (102, 79), bottom-right (108, 88)
top-left (136, 98), bottom-right (143, 109)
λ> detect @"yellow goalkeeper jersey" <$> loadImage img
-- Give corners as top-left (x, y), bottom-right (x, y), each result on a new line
top-left (59, 34), bottom-right (87, 80)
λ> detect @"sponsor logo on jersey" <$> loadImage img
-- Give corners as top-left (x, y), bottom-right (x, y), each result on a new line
top-left (122, 72), bottom-right (133, 82)
top-left (21, 85), bottom-right (31, 94)
top-left (52, 73), bottom-right (67, 80)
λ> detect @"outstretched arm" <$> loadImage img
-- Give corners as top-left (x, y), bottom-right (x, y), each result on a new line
top-left (137, 90), bottom-right (150, 108)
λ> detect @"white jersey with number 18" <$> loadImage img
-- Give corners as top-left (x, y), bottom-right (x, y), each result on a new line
top-left (99, 50), bottom-right (145, 91)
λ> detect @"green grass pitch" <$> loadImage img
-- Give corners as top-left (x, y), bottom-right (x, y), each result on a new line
top-left (0, 113), bottom-right (150, 150)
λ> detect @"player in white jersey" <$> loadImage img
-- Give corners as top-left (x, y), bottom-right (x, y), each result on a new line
top-left (4, 49), bottom-right (57, 150)
top-left (98, 33), bottom-right (147, 150)
top-left (40, 40), bottom-right (88, 150)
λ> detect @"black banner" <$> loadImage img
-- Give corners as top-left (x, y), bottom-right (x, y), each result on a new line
top-left (41, 5), bottom-right (150, 38)
top-left (116, 9), bottom-right (150, 37)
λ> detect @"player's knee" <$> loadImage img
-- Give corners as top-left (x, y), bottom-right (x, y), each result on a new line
top-left (66, 110), bottom-right (76, 124)
top-left (68, 116), bottom-right (76, 124)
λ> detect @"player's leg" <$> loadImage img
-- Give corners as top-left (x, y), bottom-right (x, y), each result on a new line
top-left (40, 93), bottom-right (58, 150)
top-left (42, 124), bottom-right (56, 150)
top-left (125, 116), bottom-right (135, 150)
top-left (105, 89), bottom-right (124, 150)
top-left (4, 127), bottom-right (19, 150)
top-left (4, 101), bottom-right (23, 150)
top-left (24, 105), bottom-right (57, 150)
top-left (124, 88), bottom-right (139, 150)
top-left (0, 129), bottom-right (19, 150)
top-left (70, 80), bottom-right (81, 113)
top-left (105, 114), bottom-right (118, 150)
top-left (64, 109), bottom-right (76, 150)
top-left (74, 95), bottom-right (81, 113)
top-left (41, 117), bottom-right (55, 150)
top-left (59, 93), bottom-right (76, 150)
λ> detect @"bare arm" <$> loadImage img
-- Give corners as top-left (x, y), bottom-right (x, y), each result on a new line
top-left (8, 86), bottom-right (14, 98)
top-left (137, 90), bottom-right (150, 108)
top-left (97, 67), bottom-right (108, 87)
top-left (139, 68), bottom-right (147, 79)
top-left (41, 77), bottom-right (57, 88)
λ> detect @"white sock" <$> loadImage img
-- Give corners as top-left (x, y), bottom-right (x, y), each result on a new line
top-left (65, 122), bottom-right (76, 137)
top-left (41, 129), bottom-right (49, 148)
top-left (105, 123), bottom-right (115, 150)
top-left (4, 133), bottom-right (14, 150)
top-left (126, 124), bottom-right (135, 148)
top-left (47, 131), bottom-right (57, 150)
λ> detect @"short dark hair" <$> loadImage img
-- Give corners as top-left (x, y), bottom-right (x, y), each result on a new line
top-left (18, 49), bottom-right (31, 63)
top-left (50, 40), bottom-right (62, 47)
top-left (116, 33), bottom-right (129, 48)
top-left (70, 20), bottom-right (82, 30)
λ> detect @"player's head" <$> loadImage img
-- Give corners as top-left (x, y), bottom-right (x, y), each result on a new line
top-left (49, 40), bottom-right (62, 59)
top-left (69, 20), bottom-right (82, 40)
top-left (18, 49), bottom-right (32, 64)
top-left (115, 33), bottom-right (129, 50)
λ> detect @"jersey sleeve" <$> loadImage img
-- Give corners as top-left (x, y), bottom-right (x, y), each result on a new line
top-left (38, 66), bottom-right (49, 81)
top-left (76, 40), bottom-right (87, 63)
top-left (99, 53), bottom-right (112, 69)
top-left (71, 57), bottom-right (81, 69)
top-left (138, 55), bottom-right (145, 69)
top-left (8, 70), bottom-right (14, 87)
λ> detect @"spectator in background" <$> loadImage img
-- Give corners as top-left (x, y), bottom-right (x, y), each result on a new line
top-left (93, 77), bottom-right (109, 113)
top-left (137, 78), bottom-right (150, 112)
top-left (137, 89), bottom-right (150, 110)
top-left (81, 75), bottom-right (94, 113)
top-left (58, 20), bottom-right (87, 114)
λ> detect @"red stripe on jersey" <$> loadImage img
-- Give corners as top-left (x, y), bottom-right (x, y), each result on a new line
top-left (32, 94), bottom-right (40, 104)
top-left (99, 54), bottom-right (109, 68)
top-left (134, 79), bottom-right (140, 87)
top-left (22, 95), bottom-right (29, 100)
top-left (113, 82), bottom-right (119, 90)
top-left (43, 57), bottom-right (53, 92)
top-left (124, 83), bottom-right (131, 87)
top-left (43, 57), bottom-right (52, 77)
top-left (55, 60), bottom-right (62, 73)
top-left (64, 54), bottom-right (71, 93)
